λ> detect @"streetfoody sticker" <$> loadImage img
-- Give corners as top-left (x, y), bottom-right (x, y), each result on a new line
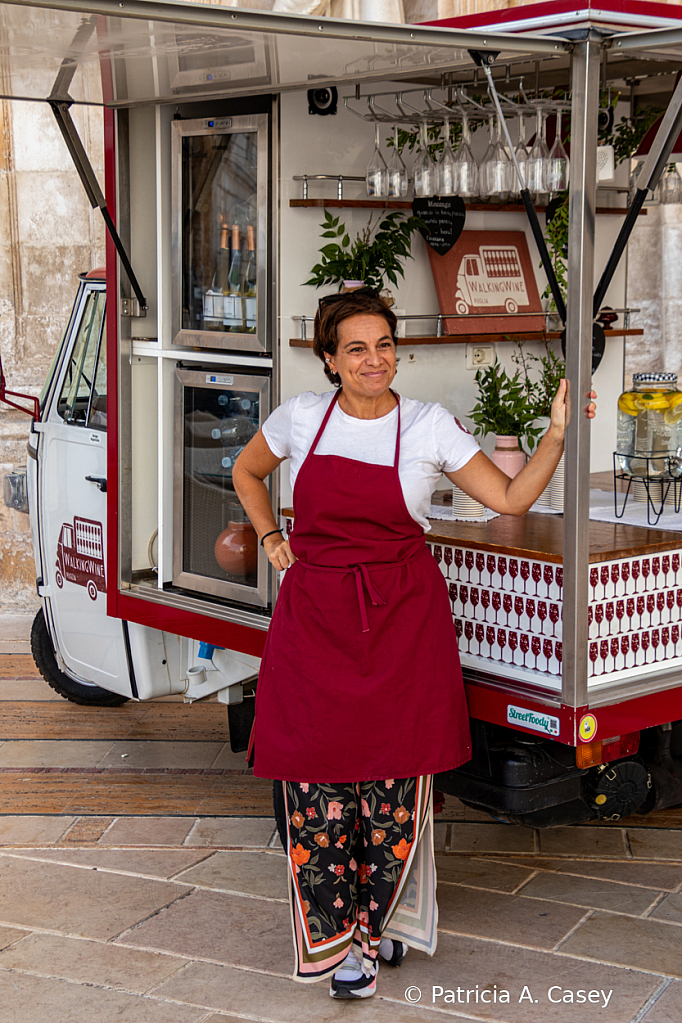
top-left (507, 704), bottom-right (560, 736)
top-left (403, 985), bottom-right (613, 1007)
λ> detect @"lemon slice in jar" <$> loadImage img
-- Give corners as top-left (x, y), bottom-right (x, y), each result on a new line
top-left (618, 395), bottom-right (639, 415)
top-left (668, 392), bottom-right (682, 408)
top-left (665, 407), bottom-right (682, 425)
top-left (634, 392), bottom-right (670, 410)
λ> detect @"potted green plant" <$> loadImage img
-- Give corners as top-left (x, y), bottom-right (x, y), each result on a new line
top-left (469, 358), bottom-right (544, 477)
top-left (305, 209), bottom-right (424, 295)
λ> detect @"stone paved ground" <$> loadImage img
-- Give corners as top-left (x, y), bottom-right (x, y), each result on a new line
top-left (3, 654), bottom-right (682, 1021)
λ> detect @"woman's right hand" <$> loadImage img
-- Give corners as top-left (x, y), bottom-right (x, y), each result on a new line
top-left (264, 535), bottom-right (296, 571)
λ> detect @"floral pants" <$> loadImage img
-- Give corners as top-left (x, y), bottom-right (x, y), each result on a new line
top-left (283, 775), bottom-right (431, 983)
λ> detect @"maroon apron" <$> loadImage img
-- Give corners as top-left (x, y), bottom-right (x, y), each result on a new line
top-left (252, 391), bottom-right (471, 782)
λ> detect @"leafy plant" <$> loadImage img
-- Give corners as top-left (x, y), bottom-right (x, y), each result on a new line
top-left (469, 358), bottom-right (544, 451)
top-left (513, 342), bottom-right (566, 444)
top-left (305, 209), bottom-right (424, 292)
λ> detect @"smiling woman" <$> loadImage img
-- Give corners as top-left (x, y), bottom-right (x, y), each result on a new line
top-left (231, 285), bottom-right (589, 1001)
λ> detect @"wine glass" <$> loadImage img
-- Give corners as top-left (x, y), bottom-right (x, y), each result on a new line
top-left (605, 602), bottom-right (614, 634)
top-left (515, 596), bottom-right (524, 628)
top-left (526, 109), bottom-right (548, 200)
top-left (531, 636), bottom-right (541, 669)
top-left (673, 554), bottom-right (680, 582)
top-left (509, 559), bottom-right (519, 589)
top-left (413, 123), bottom-right (437, 198)
top-left (532, 563), bottom-right (542, 595)
top-left (677, 588), bottom-right (682, 620)
top-left (481, 589), bottom-right (491, 618)
top-left (443, 547), bottom-right (453, 579)
top-left (556, 567), bottom-right (563, 594)
top-left (511, 114), bottom-right (529, 199)
top-left (668, 590), bottom-right (675, 617)
top-left (366, 123), bottom-right (387, 197)
top-left (479, 115), bottom-right (496, 199)
top-left (438, 117), bottom-right (458, 196)
top-left (622, 562), bottom-right (630, 588)
top-left (455, 548), bottom-right (464, 578)
top-left (611, 563), bottom-right (620, 594)
top-left (487, 555), bottom-right (497, 587)
top-left (460, 585), bottom-right (469, 618)
top-left (626, 597), bottom-right (635, 627)
top-left (652, 557), bottom-right (660, 589)
top-left (470, 587), bottom-right (480, 619)
top-left (492, 591), bottom-right (501, 623)
top-left (595, 604), bottom-right (604, 636)
top-left (520, 633), bottom-right (530, 667)
top-left (497, 628), bottom-right (507, 661)
top-left (476, 553), bottom-right (485, 584)
top-left (433, 545), bottom-right (442, 570)
top-left (526, 599), bottom-right (535, 631)
top-left (672, 624), bottom-right (679, 648)
top-left (642, 558), bottom-right (651, 590)
top-left (386, 125), bottom-right (408, 198)
top-left (464, 550), bottom-right (473, 581)
top-left (589, 642), bottom-right (598, 676)
top-left (600, 639), bottom-right (609, 675)
top-left (657, 591), bottom-right (665, 625)
top-left (498, 557), bottom-right (507, 588)
top-left (637, 595), bottom-right (646, 628)
top-left (503, 593), bottom-right (512, 626)
top-left (549, 603), bottom-right (560, 637)
top-left (616, 600), bottom-right (625, 633)
top-left (455, 111), bottom-right (478, 198)
top-left (543, 638), bottom-right (553, 670)
top-left (546, 109), bottom-right (569, 193)
top-left (544, 565), bottom-right (554, 597)
top-left (647, 593), bottom-right (656, 626)
top-left (464, 620), bottom-right (474, 653)
top-left (509, 630), bottom-right (518, 661)
top-left (520, 561), bottom-right (530, 593)
top-left (600, 565), bottom-right (610, 598)
top-left (631, 632), bottom-right (640, 666)
top-left (611, 637), bottom-right (620, 669)
top-left (641, 630), bottom-right (650, 664)
top-left (590, 567), bottom-right (599, 601)
top-left (448, 582), bottom-right (458, 614)
top-left (621, 634), bottom-right (630, 668)
top-left (475, 623), bottom-right (485, 655)
top-left (555, 641), bottom-right (562, 666)
top-left (631, 560), bottom-right (640, 589)
top-left (538, 601), bottom-right (548, 633)
top-left (486, 626), bottom-right (496, 656)
top-left (455, 619), bottom-right (463, 642)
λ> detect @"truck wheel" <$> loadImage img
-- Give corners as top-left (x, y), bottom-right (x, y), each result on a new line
top-left (455, 300), bottom-right (468, 315)
top-left (30, 608), bottom-right (129, 707)
top-left (505, 299), bottom-right (518, 314)
top-left (86, 580), bottom-right (98, 601)
top-left (55, 570), bottom-right (63, 589)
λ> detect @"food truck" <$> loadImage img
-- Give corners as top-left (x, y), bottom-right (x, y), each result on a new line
top-left (4, 0), bottom-right (682, 826)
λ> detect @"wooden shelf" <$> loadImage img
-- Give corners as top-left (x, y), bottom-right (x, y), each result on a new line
top-left (290, 199), bottom-right (642, 216)
top-left (289, 328), bottom-right (644, 349)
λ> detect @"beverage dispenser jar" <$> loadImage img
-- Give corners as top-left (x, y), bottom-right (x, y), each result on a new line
top-left (617, 372), bottom-right (682, 477)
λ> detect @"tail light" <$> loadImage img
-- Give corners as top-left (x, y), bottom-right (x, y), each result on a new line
top-left (576, 731), bottom-right (640, 769)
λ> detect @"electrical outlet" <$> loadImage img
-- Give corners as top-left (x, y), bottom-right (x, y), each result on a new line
top-left (466, 343), bottom-right (494, 370)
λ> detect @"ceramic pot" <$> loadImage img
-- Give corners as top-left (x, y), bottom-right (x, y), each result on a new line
top-left (214, 520), bottom-right (258, 576)
top-left (490, 435), bottom-right (526, 478)
top-left (342, 280), bottom-right (365, 292)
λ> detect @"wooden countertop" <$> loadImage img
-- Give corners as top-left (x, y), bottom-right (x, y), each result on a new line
top-left (281, 508), bottom-right (682, 564)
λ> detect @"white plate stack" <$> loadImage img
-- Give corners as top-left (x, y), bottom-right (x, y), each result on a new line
top-left (535, 484), bottom-right (553, 507)
top-left (631, 478), bottom-right (677, 507)
top-left (452, 484), bottom-right (485, 518)
top-left (550, 455), bottom-right (565, 511)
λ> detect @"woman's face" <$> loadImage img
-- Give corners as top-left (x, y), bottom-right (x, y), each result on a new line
top-left (328, 313), bottom-right (397, 400)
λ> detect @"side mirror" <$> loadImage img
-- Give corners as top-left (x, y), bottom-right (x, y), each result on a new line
top-left (0, 354), bottom-right (40, 420)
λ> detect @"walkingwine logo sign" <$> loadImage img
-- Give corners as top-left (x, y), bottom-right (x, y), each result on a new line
top-left (507, 704), bottom-right (560, 737)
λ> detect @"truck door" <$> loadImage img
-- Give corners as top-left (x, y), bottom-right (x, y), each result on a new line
top-left (38, 283), bottom-right (132, 696)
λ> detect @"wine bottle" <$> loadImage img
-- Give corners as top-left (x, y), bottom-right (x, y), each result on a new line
top-left (224, 224), bottom-right (242, 331)
top-left (204, 221), bottom-right (230, 329)
top-left (243, 225), bottom-right (257, 333)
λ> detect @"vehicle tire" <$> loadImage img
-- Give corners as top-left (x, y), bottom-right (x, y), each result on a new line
top-left (55, 570), bottom-right (63, 589)
top-left (455, 300), bottom-right (468, 315)
top-left (86, 580), bottom-right (98, 601)
top-left (30, 607), bottom-right (129, 706)
top-left (505, 298), bottom-right (518, 314)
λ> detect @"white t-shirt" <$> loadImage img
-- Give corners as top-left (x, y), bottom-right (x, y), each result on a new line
top-left (262, 391), bottom-right (481, 532)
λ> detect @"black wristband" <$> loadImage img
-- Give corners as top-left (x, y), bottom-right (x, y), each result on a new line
top-left (260, 528), bottom-right (284, 547)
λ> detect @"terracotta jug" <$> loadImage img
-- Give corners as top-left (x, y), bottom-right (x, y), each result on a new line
top-left (214, 518), bottom-right (258, 576)
top-left (490, 435), bottom-right (526, 478)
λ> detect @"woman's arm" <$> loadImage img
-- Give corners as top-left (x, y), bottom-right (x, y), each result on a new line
top-left (232, 430), bottom-right (296, 570)
top-left (447, 380), bottom-right (596, 516)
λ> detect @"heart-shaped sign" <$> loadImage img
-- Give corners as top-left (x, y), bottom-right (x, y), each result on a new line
top-left (412, 196), bottom-right (466, 256)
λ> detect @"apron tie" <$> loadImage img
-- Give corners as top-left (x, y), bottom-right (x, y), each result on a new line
top-left (353, 563), bottom-right (387, 633)
top-left (296, 553), bottom-right (421, 633)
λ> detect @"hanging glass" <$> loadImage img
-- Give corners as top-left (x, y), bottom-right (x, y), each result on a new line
top-left (386, 125), bottom-right (408, 197)
top-left (526, 108), bottom-right (549, 199)
top-left (439, 118), bottom-right (458, 196)
top-left (413, 122), bottom-right (437, 197)
top-left (511, 115), bottom-right (529, 199)
top-left (366, 122), bottom-right (387, 197)
top-left (488, 117), bottom-right (512, 201)
top-left (546, 110), bottom-right (570, 193)
top-left (455, 112), bottom-right (478, 198)
top-left (479, 115), bottom-right (496, 198)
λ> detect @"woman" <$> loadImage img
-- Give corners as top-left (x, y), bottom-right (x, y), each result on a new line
top-left (233, 288), bottom-right (595, 999)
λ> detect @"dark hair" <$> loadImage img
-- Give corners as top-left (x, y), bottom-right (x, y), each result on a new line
top-left (313, 289), bottom-right (398, 386)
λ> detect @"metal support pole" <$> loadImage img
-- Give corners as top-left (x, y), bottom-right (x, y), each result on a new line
top-left (562, 39), bottom-right (600, 717)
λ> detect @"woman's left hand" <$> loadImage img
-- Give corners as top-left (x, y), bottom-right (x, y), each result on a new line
top-left (550, 379), bottom-right (597, 437)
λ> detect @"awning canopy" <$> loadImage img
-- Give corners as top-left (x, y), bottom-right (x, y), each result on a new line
top-left (0, 0), bottom-right (570, 108)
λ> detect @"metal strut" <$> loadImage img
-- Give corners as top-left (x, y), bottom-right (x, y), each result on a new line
top-left (48, 17), bottom-right (147, 315)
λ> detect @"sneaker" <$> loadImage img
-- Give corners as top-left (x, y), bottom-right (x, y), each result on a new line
top-left (330, 945), bottom-right (378, 999)
top-left (378, 937), bottom-right (408, 967)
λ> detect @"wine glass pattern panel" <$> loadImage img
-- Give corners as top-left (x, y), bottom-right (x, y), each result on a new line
top-left (428, 543), bottom-right (682, 687)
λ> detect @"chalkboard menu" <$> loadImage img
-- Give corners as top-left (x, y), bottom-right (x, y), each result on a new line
top-left (411, 196), bottom-right (466, 256)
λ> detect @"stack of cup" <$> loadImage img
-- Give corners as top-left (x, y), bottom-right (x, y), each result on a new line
top-left (550, 455), bottom-right (565, 511)
top-left (452, 484), bottom-right (485, 518)
top-left (631, 478), bottom-right (676, 508)
top-left (535, 484), bottom-right (553, 508)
